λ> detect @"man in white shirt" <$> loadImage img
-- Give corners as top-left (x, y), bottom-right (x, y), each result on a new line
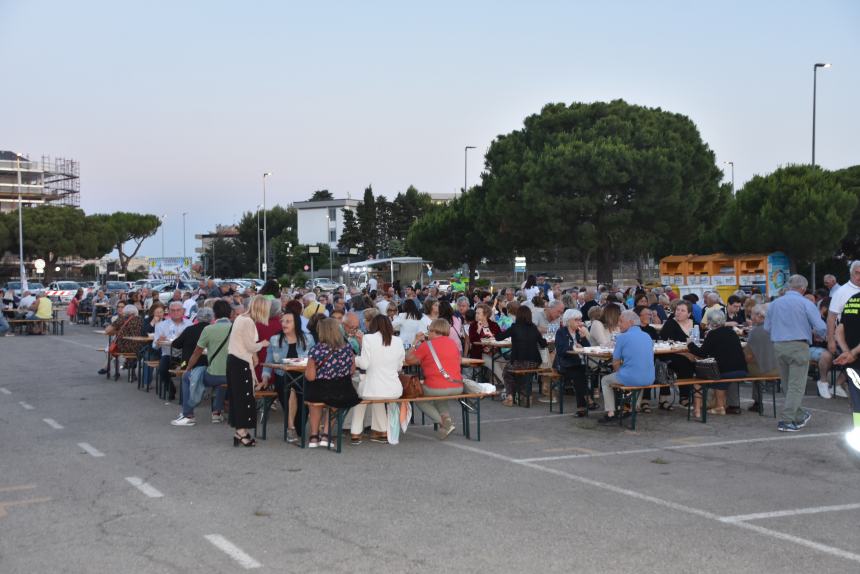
top-left (17, 291), bottom-right (36, 318)
top-left (828, 261), bottom-right (860, 355)
top-left (367, 275), bottom-right (378, 294)
top-left (824, 274), bottom-right (840, 297)
top-left (181, 292), bottom-right (198, 319)
top-left (153, 301), bottom-right (193, 400)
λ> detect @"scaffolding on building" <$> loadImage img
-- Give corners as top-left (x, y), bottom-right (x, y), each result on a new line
top-left (0, 151), bottom-right (80, 213)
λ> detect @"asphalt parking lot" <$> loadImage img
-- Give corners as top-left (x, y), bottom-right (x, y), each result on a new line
top-left (1, 323), bottom-right (859, 573)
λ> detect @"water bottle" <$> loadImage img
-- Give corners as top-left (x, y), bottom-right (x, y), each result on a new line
top-left (691, 325), bottom-right (700, 345)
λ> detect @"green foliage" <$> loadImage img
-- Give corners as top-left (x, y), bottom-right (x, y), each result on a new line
top-left (19, 206), bottom-right (116, 282)
top-left (408, 187), bottom-right (494, 284)
top-left (235, 205), bottom-right (297, 276)
top-left (337, 208), bottom-right (362, 252)
top-left (389, 185), bottom-right (433, 241)
top-left (308, 190), bottom-right (334, 201)
top-left (99, 212), bottom-right (161, 274)
top-left (201, 237), bottom-right (246, 278)
top-left (356, 186), bottom-right (377, 256)
top-left (0, 213), bottom-right (12, 255)
top-left (834, 165), bottom-right (860, 258)
top-left (481, 99), bottom-right (726, 283)
top-left (719, 165), bottom-right (856, 265)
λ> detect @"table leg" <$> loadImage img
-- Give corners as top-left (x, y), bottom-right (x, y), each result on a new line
top-left (701, 387), bottom-right (709, 424)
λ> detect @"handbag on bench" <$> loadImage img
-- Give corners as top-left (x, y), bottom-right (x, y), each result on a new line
top-left (694, 358), bottom-right (721, 380)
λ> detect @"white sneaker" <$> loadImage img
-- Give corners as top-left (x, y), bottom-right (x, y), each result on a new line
top-left (817, 381), bottom-right (832, 399)
top-left (171, 416), bottom-right (196, 426)
top-left (835, 385), bottom-right (849, 398)
top-left (211, 413), bottom-right (224, 423)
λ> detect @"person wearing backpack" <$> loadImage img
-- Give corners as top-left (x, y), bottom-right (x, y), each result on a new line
top-left (171, 300), bottom-right (233, 427)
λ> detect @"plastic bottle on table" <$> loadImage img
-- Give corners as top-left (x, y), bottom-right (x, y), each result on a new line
top-left (691, 325), bottom-right (700, 345)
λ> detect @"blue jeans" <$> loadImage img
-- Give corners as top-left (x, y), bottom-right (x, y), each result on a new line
top-left (181, 371), bottom-right (227, 417)
top-left (0, 313), bottom-right (8, 335)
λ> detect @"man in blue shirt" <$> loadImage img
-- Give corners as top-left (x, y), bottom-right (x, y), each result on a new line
top-left (598, 310), bottom-right (655, 424)
top-left (764, 274), bottom-right (827, 432)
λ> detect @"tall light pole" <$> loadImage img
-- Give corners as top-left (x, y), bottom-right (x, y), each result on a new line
top-left (262, 172), bottom-right (272, 280)
top-left (724, 161), bottom-right (735, 194)
top-left (464, 145), bottom-right (475, 195)
top-left (182, 212), bottom-right (187, 261)
top-left (326, 215), bottom-right (334, 279)
top-left (14, 153), bottom-right (27, 290)
top-left (256, 204), bottom-right (262, 279)
top-left (812, 63), bottom-right (831, 168)
top-left (811, 62), bottom-right (831, 290)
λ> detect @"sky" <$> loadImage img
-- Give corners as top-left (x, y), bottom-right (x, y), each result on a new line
top-left (1, 0), bottom-right (858, 259)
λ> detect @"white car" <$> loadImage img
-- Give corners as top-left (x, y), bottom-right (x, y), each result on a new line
top-left (429, 280), bottom-right (451, 293)
top-left (306, 278), bottom-right (342, 292)
top-left (46, 281), bottom-right (82, 303)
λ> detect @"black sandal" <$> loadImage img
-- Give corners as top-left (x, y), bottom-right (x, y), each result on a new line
top-left (233, 432), bottom-right (256, 447)
top-left (588, 401), bottom-right (600, 411)
top-left (658, 401), bottom-right (674, 411)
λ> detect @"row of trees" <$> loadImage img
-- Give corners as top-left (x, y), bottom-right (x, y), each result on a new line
top-left (0, 208), bottom-right (160, 282)
top-left (407, 100), bottom-right (860, 284)
top-left (339, 185), bottom-right (434, 257)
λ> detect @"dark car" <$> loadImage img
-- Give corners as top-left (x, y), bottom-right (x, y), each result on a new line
top-left (104, 281), bottom-right (128, 294)
top-left (533, 272), bottom-right (564, 283)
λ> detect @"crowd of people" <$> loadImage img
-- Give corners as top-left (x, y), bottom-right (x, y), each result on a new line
top-left (70, 262), bottom-right (860, 447)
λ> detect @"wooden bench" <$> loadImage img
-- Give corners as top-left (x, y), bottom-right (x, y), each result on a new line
top-left (296, 392), bottom-right (497, 453)
top-left (610, 375), bottom-right (781, 430)
top-left (7, 318), bottom-right (64, 335)
top-left (506, 367), bottom-right (557, 408)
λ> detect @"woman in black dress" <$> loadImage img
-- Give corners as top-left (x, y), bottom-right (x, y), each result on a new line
top-left (687, 309), bottom-right (747, 417)
top-left (226, 296), bottom-right (270, 447)
top-left (553, 308), bottom-right (596, 416)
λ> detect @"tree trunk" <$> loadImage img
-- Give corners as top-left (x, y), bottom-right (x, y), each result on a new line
top-left (636, 256), bottom-right (644, 285)
top-left (468, 259), bottom-right (478, 296)
top-left (582, 252), bottom-right (590, 284)
top-left (596, 244), bottom-right (614, 285)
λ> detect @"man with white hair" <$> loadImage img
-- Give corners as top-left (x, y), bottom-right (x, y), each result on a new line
top-left (701, 291), bottom-right (725, 327)
top-left (580, 288), bottom-right (598, 317)
top-left (823, 274), bottom-right (840, 297)
top-left (598, 309), bottom-right (655, 425)
top-left (765, 274), bottom-right (826, 432)
top-left (153, 301), bottom-right (193, 401)
top-left (301, 292), bottom-right (327, 319)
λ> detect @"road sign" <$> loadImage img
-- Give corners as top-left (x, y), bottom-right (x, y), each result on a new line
top-left (514, 256), bottom-right (526, 272)
top-left (262, 263), bottom-right (267, 273)
top-left (303, 265), bottom-right (310, 271)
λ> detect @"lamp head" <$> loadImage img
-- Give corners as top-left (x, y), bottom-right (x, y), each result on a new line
top-left (465, 145), bottom-right (476, 150)
top-left (815, 63), bottom-right (832, 69)
top-left (263, 172), bottom-right (272, 177)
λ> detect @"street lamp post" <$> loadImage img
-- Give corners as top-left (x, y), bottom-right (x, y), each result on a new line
top-left (182, 212), bottom-right (187, 261)
top-left (811, 62), bottom-right (831, 290)
top-left (812, 63), bottom-right (831, 169)
top-left (326, 215), bottom-right (334, 280)
top-left (262, 172), bottom-right (272, 280)
top-left (256, 204), bottom-right (262, 279)
top-left (14, 153), bottom-right (27, 290)
top-left (724, 161), bottom-right (735, 194)
top-left (464, 145), bottom-right (475, 195)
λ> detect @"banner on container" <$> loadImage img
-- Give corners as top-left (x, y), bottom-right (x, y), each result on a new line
top-left (148, 258), bottom-right (193, 281)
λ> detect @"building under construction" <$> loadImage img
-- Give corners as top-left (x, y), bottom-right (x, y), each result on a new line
top-left (0, 150), bottom-right (80, 213)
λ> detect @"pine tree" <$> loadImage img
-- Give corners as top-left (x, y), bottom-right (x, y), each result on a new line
top-left (356, 186), bottom-right (377, 257)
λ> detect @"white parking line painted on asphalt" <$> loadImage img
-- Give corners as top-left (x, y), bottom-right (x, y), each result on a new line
top-left (0, 387), bottom-right (11, 395)
top-left (417, 433), bottom-right (860, 565)
top-left (721, 502), bottom-right (860, 523)
top-left (516, 431), bottom-right (844, 462)
top-left (42, 418), bottom-right (64, 430)
top-left (125, 477), bottom-right (164, 498)
top-left (19, 401), bottom-right (34, 410)
top-left (204, 534), bottom-right (262, 569)
top-left (77, 442), bottom-right (105, 458)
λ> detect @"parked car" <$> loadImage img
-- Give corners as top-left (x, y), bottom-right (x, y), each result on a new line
top-left (4, 281), bottom-right (46, 298)
top-left (306, 278), bottom-right (342, 292)
top-left (533, 272), bottom-right (564, 283)
top-left (429, 280), bottom-right (451, 293)
top-left (104, 281), bottom-right (129, 294)
top-left (46, 281), bottom-right (82, 303)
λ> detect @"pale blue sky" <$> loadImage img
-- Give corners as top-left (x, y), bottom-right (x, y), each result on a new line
top-left (1, 0), bottom-right (858, 258)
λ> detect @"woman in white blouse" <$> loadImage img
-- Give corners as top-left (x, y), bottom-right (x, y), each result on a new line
top-left (392, 298), bottom-right (431, 348)
top-left (226, 296), bottom-right (270, 447)
top-left (350, 315), bottom-right (405, 445)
